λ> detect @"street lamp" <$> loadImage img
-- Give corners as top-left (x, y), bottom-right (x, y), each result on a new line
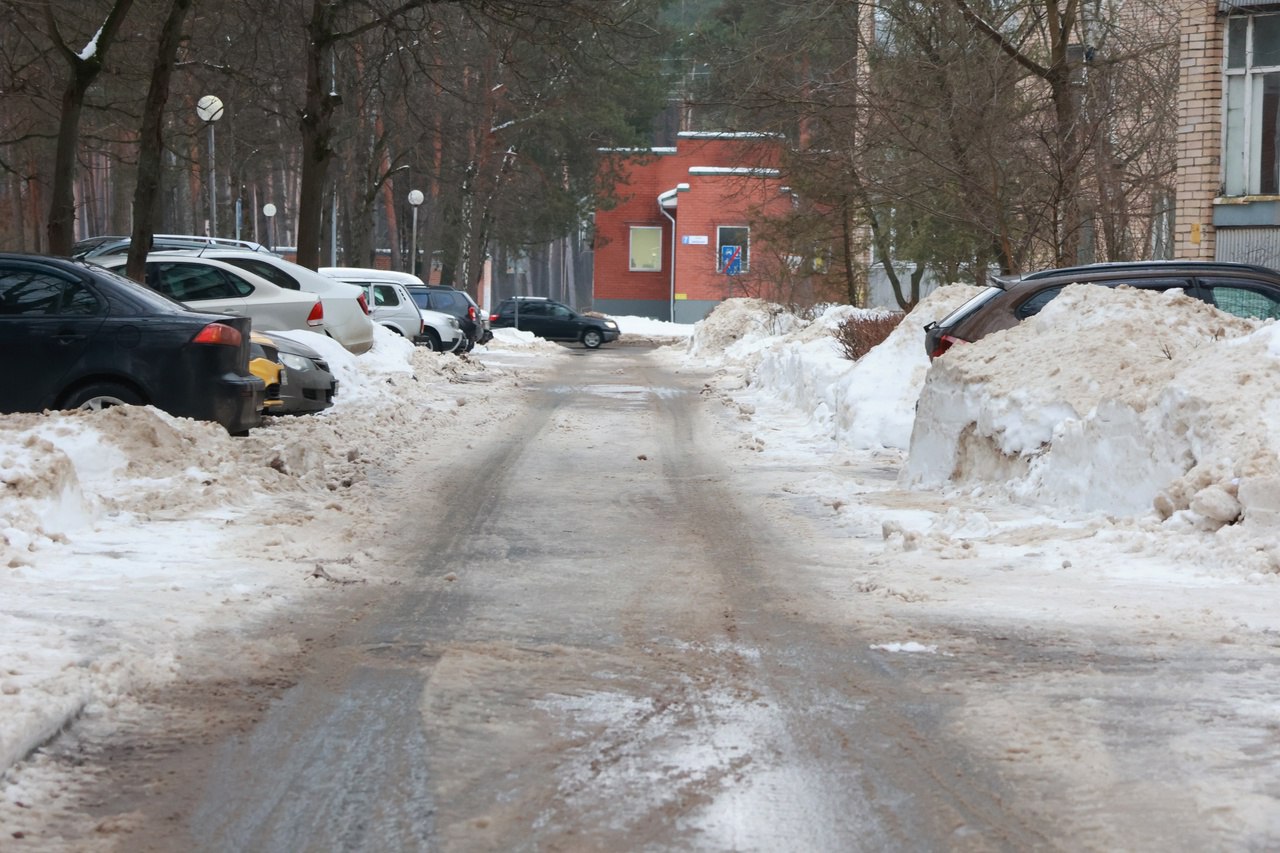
top-left (262, 203), bottom-right (277, 252)
top-left (407, 189), bottom-right (424, 276)
top-left (196, 95), bottom-right (224, 236)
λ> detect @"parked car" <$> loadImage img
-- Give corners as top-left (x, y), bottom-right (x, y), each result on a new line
top-left (924, 260), bottom-right (1280, 359)
top-left (404, 284), bottom-right (489, 350)
top-left (251, 331), bottom-right (338, 415)
top-left (319, 267), bottom-right (464, 352)
top-left (0, 253), bottom-right (263, 434)
top-left (489, 296), bottom-right (620, 348)
top-left (72, 234), bottom-right (272, 261)
top-left (97, 255), bottom-right (325, 336)
top-left (158, 249), bottom-right (375, 355)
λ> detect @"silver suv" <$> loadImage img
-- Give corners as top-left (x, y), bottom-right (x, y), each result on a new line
top-left (320, 267), bottom-right (464, 352)
top-left (73, 234), bottom-right (272, 260)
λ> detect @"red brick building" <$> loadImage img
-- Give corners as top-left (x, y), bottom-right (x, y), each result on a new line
top-left (593, 132), bottom-right (794, 323)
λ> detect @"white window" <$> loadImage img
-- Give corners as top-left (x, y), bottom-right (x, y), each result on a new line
top-left (1223, 14), bottom-right (1280, 195)
top-left (629, 226), bottom-right (662, 271)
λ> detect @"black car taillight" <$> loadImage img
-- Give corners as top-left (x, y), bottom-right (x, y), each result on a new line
top-left (489, 313), bottom-right (499, 323)
top-left (468, 305), bottom-right (477, 322)
top-left (192, 322), bottom-right (243, 347)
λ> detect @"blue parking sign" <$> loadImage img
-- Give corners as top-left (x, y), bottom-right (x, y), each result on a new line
top-left (720, 245), bottom-right (742, 275)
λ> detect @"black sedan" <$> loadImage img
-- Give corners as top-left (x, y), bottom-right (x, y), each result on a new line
top-left (0, 253), bottom-right (264, 434)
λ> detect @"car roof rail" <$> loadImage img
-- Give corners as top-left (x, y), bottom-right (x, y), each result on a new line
top-left (1018, 260), bottom-right (1280, 282)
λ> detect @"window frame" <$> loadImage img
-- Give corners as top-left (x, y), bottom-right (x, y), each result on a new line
top-left (628, 225), bottom-right (663, 272)
top-left (716, 225), bottom-right (750, 274)
top-left (1223, 13), bottom-right (1280, 196)
top-left (0, 268), bottom-right (101, 317)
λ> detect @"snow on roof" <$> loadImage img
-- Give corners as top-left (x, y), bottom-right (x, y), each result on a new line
top-left (677, 131), bottom-right (786, 139)
top-left (687, 167), bottom-right (781, 177)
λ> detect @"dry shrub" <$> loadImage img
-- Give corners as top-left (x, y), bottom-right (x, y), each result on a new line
top-left (834, 311), bottom-right (905, 361)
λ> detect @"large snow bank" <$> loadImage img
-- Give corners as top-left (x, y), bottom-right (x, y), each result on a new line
top-left (685, 298), bottom-right (809, 362)
top-left (687, 288), bottom-right (984, 449)
top-left (903, 284), bottom-right (1280, 535)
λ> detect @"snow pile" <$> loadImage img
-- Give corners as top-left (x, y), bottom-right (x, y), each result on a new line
top-left (685, 298), bottom-right (808, 362)
top-left (609, 315), bottom-right (694, 340)
top-left (481, 326), bottom-right (564, 352)
top-left (0, 322), bottom-right (557, 573)
top-left (904, 285), bottom-right (1280, 533)
top-left (687, 287), bottom-right (984, 450)
top-left (822, 286), bottom-right (984, 449)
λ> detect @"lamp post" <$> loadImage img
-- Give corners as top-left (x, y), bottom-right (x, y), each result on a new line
top-left (196, 95), bottom-right (224, 236)
top-left (407, 189), bottom-right (424, 276)
top-left (262, 203), bottom-right (277, 252)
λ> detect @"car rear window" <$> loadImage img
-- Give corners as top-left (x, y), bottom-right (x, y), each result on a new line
top-left (1015, 276), bottom-right (1194, 320)
top-left (226, 258), bottom-right (298, 290)
top-left (936, 286), bottom-right (1002, 327)
top-left (1014, 285), bottom-right (1066, 319)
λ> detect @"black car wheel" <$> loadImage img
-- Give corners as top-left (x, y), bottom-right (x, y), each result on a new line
top-left (582, 329), bottom-right (603, 349)
top-left (62, 382), bottom-right (144, 412)
top-left (421, 329), bottom-right (443, 351)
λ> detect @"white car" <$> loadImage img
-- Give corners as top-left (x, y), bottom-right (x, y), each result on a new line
top-left (319, 267), bottom-right (465, 352)
top-left (154, 250), bottom-right (376, 355)
top-left (99, 255), bottom-right (325, 336)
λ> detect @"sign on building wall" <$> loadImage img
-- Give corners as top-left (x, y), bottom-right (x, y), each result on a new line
top-left (682, 235), bottom-right (709, 245)
top-left (720, 245), bottom-right (743, 275)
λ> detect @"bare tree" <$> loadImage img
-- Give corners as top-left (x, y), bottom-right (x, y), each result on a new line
top-left (124, 0), bottom-right (195, 282)
top-left (44, 0), bottom-right (136, 255)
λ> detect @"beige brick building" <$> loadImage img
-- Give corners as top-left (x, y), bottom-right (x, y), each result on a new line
top-left (1180, 1), bottom-right (1280, 265)
top-left (1177, 2), bottom-right (1224, 259)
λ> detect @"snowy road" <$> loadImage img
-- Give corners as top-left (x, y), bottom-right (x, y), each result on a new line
top-left (14, 344), bottom-right (1280, 851)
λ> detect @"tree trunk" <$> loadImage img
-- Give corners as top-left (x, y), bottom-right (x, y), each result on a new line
top-left (48, 70), bottom-right (95, 254)
top-left (126, 0), bottom-right (194, 283)
top-left (295, 1), bottom-right (337, 270)
top-left (45, 0), bottom-right (136, 255)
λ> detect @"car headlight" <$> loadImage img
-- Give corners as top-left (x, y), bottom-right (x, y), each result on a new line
top-left (448, 318), bottom-right (460, 329)
top-left (278, 352), bottom-right (312, 372)
top-left (605, 320), bottom-right (618, 329)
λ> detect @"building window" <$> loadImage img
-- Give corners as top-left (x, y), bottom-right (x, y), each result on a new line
top-left (1224, 13), bottom-right (1280, 196)
top-left (717, 226), bottom-right (749, 273)
top-left (629, 226), bottom-right (662, 271)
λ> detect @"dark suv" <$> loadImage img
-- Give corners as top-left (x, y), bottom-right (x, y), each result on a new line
top-left (489, 297), bottom-right (620, 349)
top-left (924, 260), bottom-right (1280, 359)
top-left (404, 285), bottom-right (488, 350)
